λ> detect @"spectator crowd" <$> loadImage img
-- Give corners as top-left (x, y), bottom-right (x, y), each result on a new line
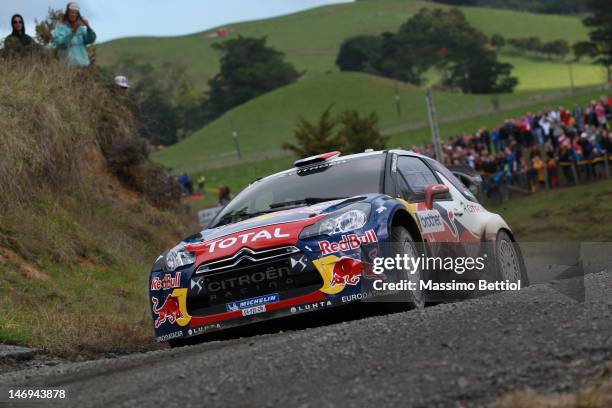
top-left (413, 96), bottom-right (612, 198)
top-left (2, 2), bottom-right (95, 67)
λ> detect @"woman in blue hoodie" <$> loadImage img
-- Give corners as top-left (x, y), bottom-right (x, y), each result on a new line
top-left (52, 2), bottom-right (96, 67)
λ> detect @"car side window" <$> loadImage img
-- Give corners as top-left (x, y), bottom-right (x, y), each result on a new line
top-left (396, 156), bottom-right (439, 200)
top-left (428, 160), bottom-right (479, 203)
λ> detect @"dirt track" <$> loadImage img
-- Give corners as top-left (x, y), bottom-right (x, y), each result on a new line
top-left (1, 271), bottom-right (611, 408)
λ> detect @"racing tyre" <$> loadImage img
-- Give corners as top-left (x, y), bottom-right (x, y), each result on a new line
top-left (494, 230), bottom-right (529, 286)
top-left (387, 226), bottom-right (425, 309)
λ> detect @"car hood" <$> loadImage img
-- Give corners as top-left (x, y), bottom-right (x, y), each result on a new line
top-left (202, 198), bottom-right (356, 242)
top-left (183, 196), bottom-right (372, 262)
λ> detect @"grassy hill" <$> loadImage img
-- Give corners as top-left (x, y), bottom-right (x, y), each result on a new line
top-left (492, 179), bottom-right (612, 242)
top-left (152, 71), bottom-right (607, 175)
top-left (96, 0), bottom-right (600, 91)
top-left (0, 58), bottom-right (191, 355)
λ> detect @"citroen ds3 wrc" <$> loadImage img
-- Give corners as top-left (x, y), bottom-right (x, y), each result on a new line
top-left (149, 150), bottom-right (527, 346)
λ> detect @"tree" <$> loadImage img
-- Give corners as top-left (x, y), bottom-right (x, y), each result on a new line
top-left (34, 8), bottom-right (63, 47)
top-left (376, 31), bottom-right (431, 85)
top-left (336, 35), bottom-right (382, 73)
top-left (542, 39), bottom-right (570, 59)
top-left (137, 85), bottom-right (179, 146)
top-left (205, 36), bottom-right (301, 121)
top-left (428, 0), bottom-right (590, 15)
top-left (338, 110), bottom-right (389, 154)
top-left (282, 106), bottom-right (344, 157)
top-left (333, 8), bottom-right (517, 92)
top-left (573, 40), bottom-right (598, 61)
top-left (578, 0), bottom-right (612, 81)
top-left (490, 33), bottom-right (506, 48)
top-left (283, 107), bottom-right (389, 156)
top-left (446, 49), bottom-right (518, 93)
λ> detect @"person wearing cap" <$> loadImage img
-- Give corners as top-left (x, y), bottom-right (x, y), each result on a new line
top-left (113, 75), bottom-right (130, 94)
top-left (52, 2), bottom-right (96, 67)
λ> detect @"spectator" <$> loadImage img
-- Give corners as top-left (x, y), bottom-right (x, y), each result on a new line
top-left (602, 129), bottom-right (612, 154)
top-left (113, 75), bottom-right (130, 94)
top-left (546, 154), bottom-right (559, 187)
top-left (595, 100), bottom-right (607, 128)
top-left (532, 155), bottom-right (546, 190)
top-left (407, 94), bottom-right (610, 196)
top-left (52, 2), bottom-right (96, 67)
top-left (178, 173), bottom-right (194, 196)
top-left (219, 186), bottom-right (231, 206)
top-left (3, 14), bottom-right (35, 55)
top-left (572, 102), bottom-right (584, 130)
top-left (197, 175), bottom-right (207, 195)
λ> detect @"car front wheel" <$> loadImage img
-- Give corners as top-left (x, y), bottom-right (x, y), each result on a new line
top-left (495, 230), bottom-right (529, 286)
top-left (388, 226), bottom-right (425, 309)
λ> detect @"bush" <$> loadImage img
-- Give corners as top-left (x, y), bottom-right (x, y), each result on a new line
top-left (283, 107), bottom-right (388, 156)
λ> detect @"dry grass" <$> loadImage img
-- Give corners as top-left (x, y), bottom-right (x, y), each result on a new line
top-left (0, 57), bottom-right (127, 203)
top-left (494, 364), bottom-right (612, 408)
top-left (0, 56), bottom-right (192, 356)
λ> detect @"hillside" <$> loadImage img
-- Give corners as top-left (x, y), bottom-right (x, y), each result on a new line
top-left (0, 58), bottom-right (191, 355)
top-left (152, 71), bottom-right (607, 175)
top-left (96, 0), bottom-right (601, 91)
top-left (492, 179), bottom-right (612, 242)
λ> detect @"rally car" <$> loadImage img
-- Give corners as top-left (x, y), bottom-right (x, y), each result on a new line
top-left (150, 150), bottom-right (527, 345)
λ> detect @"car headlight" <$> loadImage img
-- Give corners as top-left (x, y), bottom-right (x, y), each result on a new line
top-left (165, 247), bottom-right (196, 272)
top-left (300, 203), bottom-right (371, 239)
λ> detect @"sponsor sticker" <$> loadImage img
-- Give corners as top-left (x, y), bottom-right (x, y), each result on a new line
top-left (151, 289), bottom-right (191, 328)
top-left (417, 210), bottom-right (445, 233)
top-left (318, 230), bottom-right (378, 255)
top-left (151, 272), bottom-right (182, 291)
top-left (206, 228), bottom-right (290, 253)
top-left (226, 293), bottom-right (280, 312)
top-left (290, 300), bottom-right (333, 313)
top-left (464, 203), bottom-right (483, 213)
top-left (375, 205), bottom-right (387, 214)
top-left (330, 257), bottom-right (361, 287)
top-left (188, 323), bottom-right (222, 336)
top-left (156, 330), bottom-right (184, 342)
top-left (242, 305), bottom-right (266, 316)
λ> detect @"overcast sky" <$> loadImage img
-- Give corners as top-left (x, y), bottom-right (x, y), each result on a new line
top-left (0, 0), bottom-right (353, 42)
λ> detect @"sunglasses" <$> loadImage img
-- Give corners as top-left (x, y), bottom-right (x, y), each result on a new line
top-left (13, 20), bottom-right (23, 25)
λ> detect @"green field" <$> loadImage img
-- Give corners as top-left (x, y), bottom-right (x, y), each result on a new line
top-left (492, 179), bottom-right (612, 242)
top-left (97, 0), bottom-right (599, 92)
top-left (153, 70), bottom-right (607, 178)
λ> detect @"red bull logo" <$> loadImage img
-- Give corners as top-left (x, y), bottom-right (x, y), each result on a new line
top-left (152, 295), bottom-right (184, 328)
top-left (150, 272), bottom-right (181, 291)
top-left (330, 257), bottom-right (362, 287)
top-left (318, 230), bottom-right (378, 255)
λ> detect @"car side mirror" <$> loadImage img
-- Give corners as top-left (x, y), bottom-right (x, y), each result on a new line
top-left (425, 184), bottom-right (450, 210)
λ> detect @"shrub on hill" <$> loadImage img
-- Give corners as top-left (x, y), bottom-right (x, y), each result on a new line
top-left (283, 106), bottom-right (388, 156)
top-left (427, 0), bottom-right (590, 15)
top-left (336, 8), bottom-right (517, 93)
top-left (574, 0), bottom-right (612, 82)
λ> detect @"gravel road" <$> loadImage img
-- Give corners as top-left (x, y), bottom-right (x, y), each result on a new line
top-left (1, 271), bottom-right (611, 408)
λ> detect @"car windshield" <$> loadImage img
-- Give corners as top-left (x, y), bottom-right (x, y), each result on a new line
top-left (210, 154), bottom-right (385, 227)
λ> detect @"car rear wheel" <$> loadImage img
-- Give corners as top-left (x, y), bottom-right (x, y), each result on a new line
top-left (495, 230), bottom-right (529, 286)
top-left (387, 226), bottom-right (425, 309)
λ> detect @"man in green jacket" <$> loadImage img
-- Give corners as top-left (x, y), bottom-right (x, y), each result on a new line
top-left (52, 2), bottom-right (96, 67)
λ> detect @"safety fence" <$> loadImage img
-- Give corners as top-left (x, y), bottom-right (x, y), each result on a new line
top-left (477, 153), bottom-right (611, 203)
